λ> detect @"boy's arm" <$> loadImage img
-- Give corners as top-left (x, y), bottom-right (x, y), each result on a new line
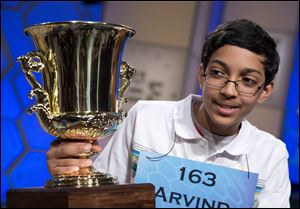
top-left (255, 148), bottom-right (291, 208)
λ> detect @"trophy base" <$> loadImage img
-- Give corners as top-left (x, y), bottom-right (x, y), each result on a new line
top-left (7, 183), bottom-right (155, 208)
top-left (45, 172), bottom-right (118, 188)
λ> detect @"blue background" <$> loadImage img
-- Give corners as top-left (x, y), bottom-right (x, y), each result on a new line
top-left (282, 33), bottom-right (299, 185)
top-left (1, 1), bottom-right (103, 206)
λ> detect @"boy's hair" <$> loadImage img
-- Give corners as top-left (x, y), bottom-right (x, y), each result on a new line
top-left (201, 19), bottom-right (279, 87)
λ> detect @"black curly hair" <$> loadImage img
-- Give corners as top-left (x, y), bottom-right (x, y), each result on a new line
top-left (201, 19), bottom-right (279, 87)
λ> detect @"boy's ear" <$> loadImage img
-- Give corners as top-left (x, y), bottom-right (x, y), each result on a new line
top-left (257, 81), bottom-right (274, 103)
top-left (198, 64), bottom-right (205, 88)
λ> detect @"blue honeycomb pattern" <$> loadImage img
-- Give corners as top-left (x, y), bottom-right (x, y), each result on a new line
top-left (1, 1), bottom-right (103, 206)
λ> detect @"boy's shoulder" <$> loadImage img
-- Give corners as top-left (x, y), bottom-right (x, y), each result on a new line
top-left (136, 99), bottom-right (177, 107)
top-left (128, 94), bottom-right (197, 115)
top-left (244, 120), bottom-right (288, 155)
top-left (128, 99), bottom-right (177, 115)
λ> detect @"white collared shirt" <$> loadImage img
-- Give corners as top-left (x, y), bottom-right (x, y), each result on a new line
top-left (93, 94), bottom-right (291, 208)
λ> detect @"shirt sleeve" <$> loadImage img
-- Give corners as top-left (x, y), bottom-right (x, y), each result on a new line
top-left (92, 105), bottom-right (138, 184)
top-left (255, 144), bottom-right (291, 208)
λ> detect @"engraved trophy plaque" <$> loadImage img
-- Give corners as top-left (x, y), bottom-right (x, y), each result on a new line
top-left (17, 21), bottom-right (136, 188)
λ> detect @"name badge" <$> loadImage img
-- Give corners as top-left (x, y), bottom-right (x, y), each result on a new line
top-left (135, 151), bottom-right (258, 208)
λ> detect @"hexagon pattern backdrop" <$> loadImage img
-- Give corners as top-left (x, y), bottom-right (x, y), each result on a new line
top-left (1, 1), bottom-right (103, 205)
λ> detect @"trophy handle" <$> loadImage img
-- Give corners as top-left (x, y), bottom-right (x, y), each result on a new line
top-left (118, 61), bottom-right (135, 116)
top-left (17, 51), bottom-right (51, 118)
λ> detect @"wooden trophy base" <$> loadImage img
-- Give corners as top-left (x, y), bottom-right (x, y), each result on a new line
top-left (6, 183), bottom-right (155, 208)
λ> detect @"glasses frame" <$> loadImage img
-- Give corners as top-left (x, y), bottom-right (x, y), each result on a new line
top-left (202, 73), bottom-right (265, 96)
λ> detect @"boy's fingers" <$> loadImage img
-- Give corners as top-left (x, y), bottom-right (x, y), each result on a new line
top-left (50, 166), bottom-right (80, 175)
top-left (47, 142), bottom-right (92, 159)
top-left (92, 144), bottom-right (102, 153)
top-left (46, 141), bottom-right (102, 176)
top-left (48, 158), bottom-right (92, 168)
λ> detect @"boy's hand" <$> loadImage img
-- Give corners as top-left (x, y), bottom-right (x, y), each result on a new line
top-left (46, 141), bottom-right (102, 176)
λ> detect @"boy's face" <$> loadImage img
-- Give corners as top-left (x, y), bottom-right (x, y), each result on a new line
top-left (198, 44), bottom-right (274, 135)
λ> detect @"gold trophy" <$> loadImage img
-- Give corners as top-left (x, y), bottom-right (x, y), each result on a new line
top-left (17, 21), bottom-right (136, 188)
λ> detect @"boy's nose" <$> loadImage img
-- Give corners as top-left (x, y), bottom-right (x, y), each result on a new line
top-left (219, 81), bottom-right (239, 98)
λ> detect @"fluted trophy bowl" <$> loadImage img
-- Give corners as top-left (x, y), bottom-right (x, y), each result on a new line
top-left (17, 21), bottom-right (136, 188)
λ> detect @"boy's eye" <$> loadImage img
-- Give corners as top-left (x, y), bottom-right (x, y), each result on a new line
top-left (208, 69), bottom-right (225, 76)
top-left (241, 77), bottom-right (258, 86)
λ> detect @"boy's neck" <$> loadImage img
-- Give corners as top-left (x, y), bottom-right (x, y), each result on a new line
top-left (193, 102), bottom-right (241, 137)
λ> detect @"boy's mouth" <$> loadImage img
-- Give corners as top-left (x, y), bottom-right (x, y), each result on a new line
top-left (215, 102), bottom-right (239, 116)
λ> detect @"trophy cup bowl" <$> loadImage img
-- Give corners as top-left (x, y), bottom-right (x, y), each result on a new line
top-left (17, 21), bottom-right (136, 188)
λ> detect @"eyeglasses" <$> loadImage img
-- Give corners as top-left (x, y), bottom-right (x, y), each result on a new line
top-left (203, 72), bottom-right (264, 96)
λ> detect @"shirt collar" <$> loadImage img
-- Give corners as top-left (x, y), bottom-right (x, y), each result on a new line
top-left (219, 120), bottom-right (253, 156)
top-left (173, 94), bottom-right (253, 156)
top-left (173, 94), bottom-right (203, 140)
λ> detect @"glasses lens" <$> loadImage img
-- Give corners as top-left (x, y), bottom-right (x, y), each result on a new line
top-left (205, 74), bottom-right (258, 95)
top-left (235, 81), bottom-right (258, 94)
top-left (206, 74), bottom-right (227, 87)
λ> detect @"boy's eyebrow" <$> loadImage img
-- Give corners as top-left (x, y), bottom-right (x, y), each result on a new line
top-left (210, 59), bottom-right (263, 76)
top-left (210, 59), bottom-right (229, 70)
top-left (240, 68), bottom-right (263, 76)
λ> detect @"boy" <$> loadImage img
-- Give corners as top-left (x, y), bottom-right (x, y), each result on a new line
top-left (47, 19), bottom-right (291, 207)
